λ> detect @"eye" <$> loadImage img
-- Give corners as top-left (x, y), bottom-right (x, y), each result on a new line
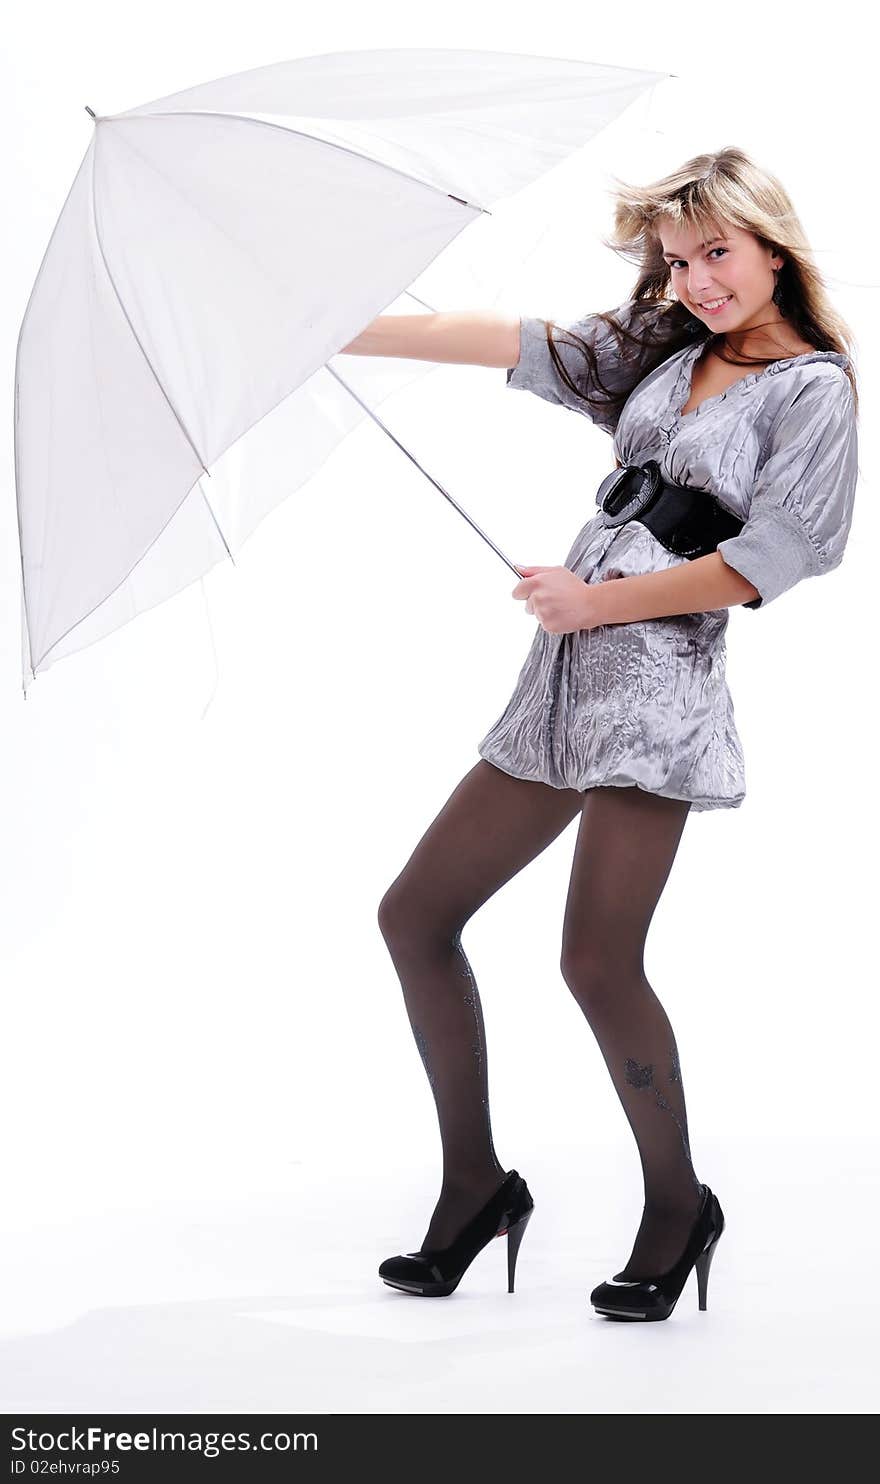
top-left (668, 247), bottom-right (728, 271)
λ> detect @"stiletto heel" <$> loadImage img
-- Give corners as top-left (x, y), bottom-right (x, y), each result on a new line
top-left (503, 1207), bottom-right (533, 1293)
top-left (379, 1169), bottom-right (535, 1298)
top-left (589, 1184), bottom-right (725, 1322)
top-left (695, 1233), bottom-right (718, 1311)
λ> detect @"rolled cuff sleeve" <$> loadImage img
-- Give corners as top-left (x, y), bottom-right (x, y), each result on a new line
top-left (716, 368), bottom-right (858, 610)
top-left (504, 298), bottom-right (678, 434)
top-left (506, 316), bottom-right (558, 395)
top-left (717, 504), bottom-right (820, 609)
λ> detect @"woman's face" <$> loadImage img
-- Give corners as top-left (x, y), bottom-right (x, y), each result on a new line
top-left (658, 222), bottom-right (784, 334)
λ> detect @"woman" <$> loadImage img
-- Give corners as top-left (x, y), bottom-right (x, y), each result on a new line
top-left (341, 146), bottom-right (859, 1321)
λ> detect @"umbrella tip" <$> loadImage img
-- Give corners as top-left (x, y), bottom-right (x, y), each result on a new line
top-left (85, 105), bottom-right (97, 120)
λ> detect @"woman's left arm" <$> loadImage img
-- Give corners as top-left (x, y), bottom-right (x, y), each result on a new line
top-left (594, 368), bottom-right (859, 625)
top-left (586, 552), bottom-right (759, 624)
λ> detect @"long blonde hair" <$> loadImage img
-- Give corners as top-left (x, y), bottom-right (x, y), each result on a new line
top-left (544, 145), bottom-right (859, 422)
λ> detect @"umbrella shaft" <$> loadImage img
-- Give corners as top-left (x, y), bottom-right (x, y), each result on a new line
top-left (326, 364), bottom-right (524, 579)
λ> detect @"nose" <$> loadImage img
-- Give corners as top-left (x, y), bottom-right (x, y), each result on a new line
top-left (689, 279), bottom-right (722, 301)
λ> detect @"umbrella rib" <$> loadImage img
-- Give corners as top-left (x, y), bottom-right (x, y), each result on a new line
top-left (89, 129), bottom-right (214, 481)
top-left (31, 467), bottom-right (232, 673)
top-left (108, 109), bottom-right (492, 217)
top-left (199, 483), bottom-right (235, 565)
top-left (28, 142), bottom-right (235, 672)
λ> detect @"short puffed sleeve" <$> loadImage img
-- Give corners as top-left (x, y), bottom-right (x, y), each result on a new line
top-left (716, 368), bottom-right (858, 609)
top-left (506, 297), bottom-right (676, 435)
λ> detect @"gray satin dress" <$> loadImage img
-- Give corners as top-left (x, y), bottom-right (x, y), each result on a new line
top-left (477, 298), bottom-right (858, 811)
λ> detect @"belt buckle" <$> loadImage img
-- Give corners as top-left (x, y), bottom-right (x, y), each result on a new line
top-left (597, 461), bottom-right (662, 529)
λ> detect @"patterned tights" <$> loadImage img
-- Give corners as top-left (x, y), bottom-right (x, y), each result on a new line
top-left (377, 759), bottom-right (702, 1279)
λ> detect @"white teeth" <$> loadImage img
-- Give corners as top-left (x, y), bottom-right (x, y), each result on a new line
top-left (701, 295), bottom-right (732, 309)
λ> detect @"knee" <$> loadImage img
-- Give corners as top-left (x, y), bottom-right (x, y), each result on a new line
top-left (377, 883), bottom-right (410, 945)
top-left (559, 944), bottom-right (640, 1009)
top-left (377, 882), bottom-right (458, 959)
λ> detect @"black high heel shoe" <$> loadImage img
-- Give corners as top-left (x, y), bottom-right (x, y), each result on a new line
top-left (378, 1169), bottom-right (535, 1297)
top-left (589, 1184), bottom-right (725, 1322)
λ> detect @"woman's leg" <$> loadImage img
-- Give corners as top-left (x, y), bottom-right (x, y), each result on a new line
top-left (559, 783), bottom-right (702, 1281)
top-left (378, 759), bottom-right (582, 1252)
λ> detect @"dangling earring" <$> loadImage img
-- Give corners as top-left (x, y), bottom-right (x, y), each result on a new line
top-left (771, 264), bottom-right (785, 314)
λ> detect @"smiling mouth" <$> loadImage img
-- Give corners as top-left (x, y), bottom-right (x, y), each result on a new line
top-left (698, 295), bottom-right (733, 309)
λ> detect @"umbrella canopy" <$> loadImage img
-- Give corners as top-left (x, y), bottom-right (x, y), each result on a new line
top-left (14, 48), bottom-right (669, 692)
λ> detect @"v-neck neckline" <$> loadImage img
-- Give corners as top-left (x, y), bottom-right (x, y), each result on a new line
top-left (671, 338), bottom-right (850, 428)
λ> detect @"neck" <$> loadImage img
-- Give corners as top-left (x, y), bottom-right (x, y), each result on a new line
top-left (711, 316), bottom-right (794, 368)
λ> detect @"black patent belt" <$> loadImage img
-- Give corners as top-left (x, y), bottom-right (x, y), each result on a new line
top-left (597, 460), bottom-right (743, 559)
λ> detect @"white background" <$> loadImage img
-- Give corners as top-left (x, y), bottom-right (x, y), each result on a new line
top-left (1, 0), bottom-right (876, 1414)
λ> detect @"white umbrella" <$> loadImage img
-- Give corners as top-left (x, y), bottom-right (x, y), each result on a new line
top-left (14, 48), bottom-right (671, 694)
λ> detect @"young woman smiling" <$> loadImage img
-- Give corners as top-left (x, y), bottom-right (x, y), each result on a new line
top-left (342, 146), bottom-right (858, 1321)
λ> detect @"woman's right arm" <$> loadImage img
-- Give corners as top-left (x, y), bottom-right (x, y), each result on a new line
top-left (339, 311), bottom-right (521, 369)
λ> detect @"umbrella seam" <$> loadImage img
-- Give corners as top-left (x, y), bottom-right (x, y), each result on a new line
top-left (105, 109), bottom-right (492, 216)
top-left (90, 123), bottom-right (213, 480)
top-left (32, 472), bottom-right (229, 671)
top-left (15, 140), bottom-right (97, 686)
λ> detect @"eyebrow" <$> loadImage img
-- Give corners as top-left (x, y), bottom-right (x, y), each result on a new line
top-left (661, 237), bottom-right (729, 261)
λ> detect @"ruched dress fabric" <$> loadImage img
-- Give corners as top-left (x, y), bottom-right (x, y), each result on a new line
top-left (477, 298), bottom-right (857, 810)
